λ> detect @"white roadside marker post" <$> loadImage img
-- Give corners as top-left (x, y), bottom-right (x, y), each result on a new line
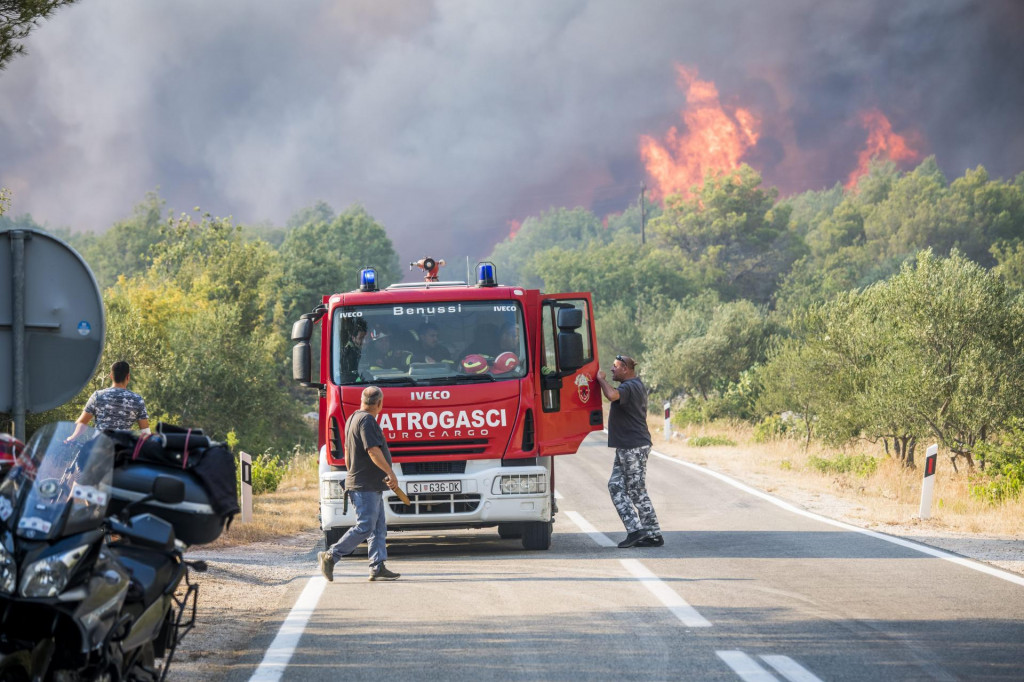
top-left (919, 444), bottom-right (938, 519)
top-left (664, 401), bottom-right (672, 441)
top-left (240, 450), bottom-right (253, 523)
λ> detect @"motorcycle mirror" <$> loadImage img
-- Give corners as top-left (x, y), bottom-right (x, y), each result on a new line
top-left (151, 475), bottom-right (186, 505)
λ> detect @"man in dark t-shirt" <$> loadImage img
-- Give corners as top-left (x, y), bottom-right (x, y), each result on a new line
top-left (596, 354), bottom-right (663, 549)
top-left (318, 386), bottom-right (401, 582)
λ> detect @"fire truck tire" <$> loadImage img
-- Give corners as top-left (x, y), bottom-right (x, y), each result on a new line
top-left (497, 523), bottom-right (524, 539)
top-left (521, 521), bottom-right (552, 550)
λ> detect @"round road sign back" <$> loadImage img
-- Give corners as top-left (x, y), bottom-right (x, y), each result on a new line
top-left (0, 229), bottom-right (105, 414)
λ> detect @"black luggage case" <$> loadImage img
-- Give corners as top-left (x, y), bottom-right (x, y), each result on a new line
top-left (111, 462), bottom-right (224, 546)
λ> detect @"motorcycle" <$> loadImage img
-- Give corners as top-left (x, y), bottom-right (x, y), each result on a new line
top-left (0, 421), bottom-right (228, 681)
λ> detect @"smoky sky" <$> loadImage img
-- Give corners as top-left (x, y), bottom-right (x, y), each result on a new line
top-left (1, 0), bottom-right (1022, 269)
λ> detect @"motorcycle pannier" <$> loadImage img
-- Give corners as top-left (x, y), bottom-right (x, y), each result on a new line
top-left (107, 425), bottom-right (239, 546)
top-left (111, 463), bottom-right (224, 545)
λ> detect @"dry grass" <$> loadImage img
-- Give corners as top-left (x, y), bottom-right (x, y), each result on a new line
top-left (204, 450), bottom-right (320, 548)
top-left (659, 419), bottom-right (1024, 537)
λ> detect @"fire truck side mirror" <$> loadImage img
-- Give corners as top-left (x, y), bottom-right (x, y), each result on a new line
top-left (292, 341), bottom-right (312, 383)
top-left (291, 318), bottom-right (313, 341)
top-left (557, 333), bottom-right (583, 372)
top-left (555, 307), bottom-right (584, 372)
top-left (556, 307), bottom-right (583, 330)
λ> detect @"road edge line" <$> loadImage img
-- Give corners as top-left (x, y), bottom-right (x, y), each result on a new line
top-left (248, 575), bottom-right (328, 682)
top-left (652, 449), bottom-right (1024, 588)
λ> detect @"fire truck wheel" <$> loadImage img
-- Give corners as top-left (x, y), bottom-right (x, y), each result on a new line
top-left (521, 521), bottom-right (552, 550)
top-left (497, 523), bottom-right (524, 539)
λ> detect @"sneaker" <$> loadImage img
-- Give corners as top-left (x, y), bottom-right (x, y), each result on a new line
top-left (617, 530), bottom-right (648, 548)
top-left (369, 563), bottom-right (400, 581)
top-left (637, 534), bottom-right (664, 547)
top-left (318, 551), bottom-right (335, 582)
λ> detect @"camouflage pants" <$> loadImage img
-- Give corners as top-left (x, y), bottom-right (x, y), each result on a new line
top-left (608, 445), bottom-right (660, 534)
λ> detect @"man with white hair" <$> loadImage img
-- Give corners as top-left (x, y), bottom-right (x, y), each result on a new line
top-left (318, 385), bottom-right (402, 581)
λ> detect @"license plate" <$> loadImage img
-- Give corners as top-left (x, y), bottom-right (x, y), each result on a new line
top-left (406, 480), bottom-right (462, 494)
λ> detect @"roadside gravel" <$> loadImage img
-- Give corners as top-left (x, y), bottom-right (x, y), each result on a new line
top-left (166, 447), bottom-right (1023, 680)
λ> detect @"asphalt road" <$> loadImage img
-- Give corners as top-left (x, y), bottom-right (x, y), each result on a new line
top-left (228, 432), bottom-right (1024, 681)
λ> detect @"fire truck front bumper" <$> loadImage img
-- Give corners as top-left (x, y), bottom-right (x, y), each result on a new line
top-left (319, 459), bottom-right (552, 531)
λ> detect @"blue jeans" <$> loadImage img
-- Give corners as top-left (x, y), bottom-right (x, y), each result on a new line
top-left (328, 490), bottom-right (388, 567)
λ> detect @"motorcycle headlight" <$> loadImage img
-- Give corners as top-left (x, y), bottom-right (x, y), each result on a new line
top-left (0, 545), bottom-right (15, 594)
top-left (20, 544), bottom-right (89, 598)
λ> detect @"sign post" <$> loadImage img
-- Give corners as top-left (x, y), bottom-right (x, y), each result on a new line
top-left (919, 444), bottom-right (938, 519)
top-left (663, 401), bottom-right (672, 442)
top-left (240, 450), bottom-right (253, 523)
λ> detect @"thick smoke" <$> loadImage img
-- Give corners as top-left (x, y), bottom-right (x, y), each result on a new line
top-left (0, 0), bottom-right (1021, 266)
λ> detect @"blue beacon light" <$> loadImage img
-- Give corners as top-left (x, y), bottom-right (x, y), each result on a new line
top-left (476, 262), bottom-right (497, 287)
top-left (359, 267), bottom-right (378, 292)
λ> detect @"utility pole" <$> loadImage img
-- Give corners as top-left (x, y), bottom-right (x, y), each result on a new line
top-left (639, 181), bottom-right (647, 245)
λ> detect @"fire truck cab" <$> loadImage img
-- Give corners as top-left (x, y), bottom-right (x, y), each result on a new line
top-left (291, 261), bottom-right (603, 550)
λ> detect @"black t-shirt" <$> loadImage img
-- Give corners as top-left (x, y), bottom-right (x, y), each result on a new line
top-left (344, 410), bottom-right (392, 491)
top-left (607, 377), bottom-right (652, 449)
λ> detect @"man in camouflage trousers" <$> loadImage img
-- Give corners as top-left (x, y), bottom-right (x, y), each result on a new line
top-left (595, 354), bottom-right (663, 548)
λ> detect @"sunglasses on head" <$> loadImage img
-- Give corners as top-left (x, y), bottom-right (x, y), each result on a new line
top-left (615, 355), bottom-right (633, 368)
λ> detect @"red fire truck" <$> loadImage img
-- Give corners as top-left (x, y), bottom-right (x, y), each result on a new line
top-left (291, 259), bottom-right (603, 550)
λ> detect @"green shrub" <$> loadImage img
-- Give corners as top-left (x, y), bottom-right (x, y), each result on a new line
top-left (970, 462), bottom-right (1024, 504)
top-left (971, 420), bottom-right (1024, 503)
top-left (670, 377), bottom-right (761, 428)
top-left (688, 435), bottom-right (736, 447)
top-left (753, 414), bottom-right (790, 443)
top-left (672, 399), bottom-right (710, 427)
top-left (807, 453), bottom-right (878, 477)
top-left (252, 452), bottom-right (288, 494)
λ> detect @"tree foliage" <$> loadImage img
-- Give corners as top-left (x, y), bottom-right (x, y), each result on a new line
top-left (0, 0), bottom-right (77, 71)
top-left (279, 204), bottom-right (400, 321)
top-left (642, 296), bottom-right (770, 401)
top-left (650, 164), bottom-right (804, 304)
top-left (490, 207), bottom-right (608, 288)
top-left (760, 251), bottom-right (1024, 467)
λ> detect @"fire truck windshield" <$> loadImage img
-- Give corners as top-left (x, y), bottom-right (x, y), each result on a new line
top-left (332, 300), bottom-right (527, 386)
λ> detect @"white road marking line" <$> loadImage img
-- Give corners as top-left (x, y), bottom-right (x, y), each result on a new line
top-left (565, 510), bottom-right (617, 547)
top-left (554, 489), bottom-right (563, 499)
top-left (621, 558), bottom-right (712, 627)
top-left (249, 576), bottom-right (327, 682)
top-left (761, 655), bottom-right (824, 682)
top-left (716, 651), bottom-right (778, 681)
top-left (564, 510), bottom-right (712, 627)
top-left (652, 450), bottom-right (1024, 589)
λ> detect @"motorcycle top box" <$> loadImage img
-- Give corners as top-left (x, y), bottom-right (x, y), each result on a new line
top-left (110, 463), bottom-right (223, 546)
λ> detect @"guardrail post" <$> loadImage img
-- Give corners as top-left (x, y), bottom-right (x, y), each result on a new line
top-left (240, 450), bottom-right (253, 523)
top-left (663, 401), bottom-right (672, 441)
top-left (919, 444), bottom-right (938, 519)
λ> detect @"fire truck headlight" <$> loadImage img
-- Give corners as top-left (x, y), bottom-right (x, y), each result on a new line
top-left (321, 480), bottom-right (346, 500)
top-left (492, 474), bottom-right (546, 495)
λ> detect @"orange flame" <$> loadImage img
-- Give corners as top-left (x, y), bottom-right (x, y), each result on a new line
top-left (640, 65), bottom-right (761, 200)
top-left (507, 219), bottom-right (522, 239)
top-left (846, 109), bottom-right (920, 187)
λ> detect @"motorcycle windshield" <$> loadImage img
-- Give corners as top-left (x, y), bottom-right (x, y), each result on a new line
top-left (0, 422), bottom-right (113, 541)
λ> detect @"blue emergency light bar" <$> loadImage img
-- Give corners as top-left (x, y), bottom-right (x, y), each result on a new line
top-left (476, 262), bottom-right (497, 287)
top-left (359, 267), bottom-right (378, 292)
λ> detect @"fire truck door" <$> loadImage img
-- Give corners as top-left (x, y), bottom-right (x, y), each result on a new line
top-left (535, 295), bottom-right (603, 455)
